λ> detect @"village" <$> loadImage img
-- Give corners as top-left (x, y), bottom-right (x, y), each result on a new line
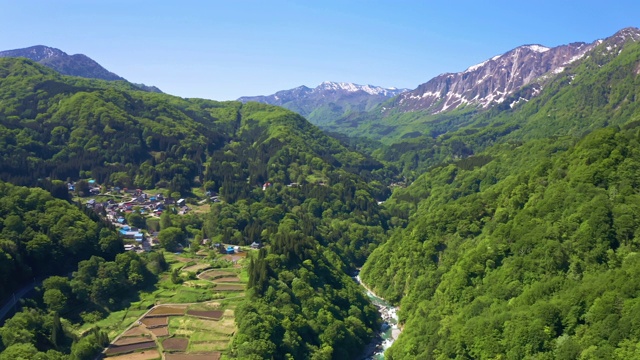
top-left (69, 180), bottom-right (263, 254)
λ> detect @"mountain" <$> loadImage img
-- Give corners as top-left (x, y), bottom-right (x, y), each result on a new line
top-left (360, 27), bottom-right (640, 359)
top-left (322, 28), bottom-right (640, 144)
top-left (0, 57), bottom-right (390, 359)
top-left (391, 42), bottom-right (593, 113)
top-left (238, 81), bottom-right (408, 125)
top-left (0, 45), bottom-right (162, 92)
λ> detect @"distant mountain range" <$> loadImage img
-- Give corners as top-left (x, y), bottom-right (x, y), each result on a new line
top-left (389, 27), bottom-right (640, 114)
top-left (238, 81), bottom-right (408, 125)
top-left (0, 45), bottom-right (162, 92)
top-left (310, 27), bottom-right (640, 141)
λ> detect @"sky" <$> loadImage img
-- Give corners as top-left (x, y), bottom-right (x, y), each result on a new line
top-left (1, 1), bottom-right (639, 100)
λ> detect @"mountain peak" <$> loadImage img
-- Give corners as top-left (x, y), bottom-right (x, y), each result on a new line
top-left (0, 45), bottom-right (124, 81)
top-left (0, 45), bottom-right (67, 62)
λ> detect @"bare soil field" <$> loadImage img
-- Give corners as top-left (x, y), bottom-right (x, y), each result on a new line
top-left (147, 306), bottom-right (187, 317)
top-left (198, 270), bottom-right (236, 280)
top-left (105, 341), bottom-right (157, 355)
top-left (105, 349), bottom-right (161, 360)
top-left (162, 337), bottom-right (189, 352)
top-left (114, 336), bottom-right (154, 346)
top-left (141, 316), bottom-right (168, 327)
top-left (182, 264), bottom-right (211, 273)
top-left (122, 326), bottom-right (150, 337)
top-left (186, 310), bottom-right (223, 319)
top-left (165, 353), bottom-right (221, 360)
top-left (213, 284), bottom-right (244, 291)
top-left (149, 326), bottom-right (169, 337)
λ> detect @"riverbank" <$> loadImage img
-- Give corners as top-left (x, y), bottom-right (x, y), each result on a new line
top-left (354, 273), bottom-right (401, 360)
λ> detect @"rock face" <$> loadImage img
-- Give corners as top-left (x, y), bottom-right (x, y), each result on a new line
top-left (238, 82), bottom-right (408, 124)
top-left (0, 45), bottom-right (125, 81)
top-left (389, 27), bottom-right (640, 115)
top-left (391, 43), bottom-right (594, 114)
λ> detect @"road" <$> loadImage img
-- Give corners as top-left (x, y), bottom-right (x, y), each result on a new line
top-left (0, 279), bottom-right (41, 324)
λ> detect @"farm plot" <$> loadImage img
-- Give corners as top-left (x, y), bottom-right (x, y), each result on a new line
top-left (105, 349), bottom-right (161, 360)
top-left (162, 337), bottom-right (189, 352)
top-left (105, 341), bottom-right (157, 355)
top-left (181, 263), bottom-right (211, 273)
top-left (213, 276), bottom-right (240, 282)
top-left (147, 306), bottom-right (187, 317)
top-left (186, 310), bottom-right (223, 320)
top-left (165, 353), bottom-right (221, 360)
top-left (122, 326), bottom-right (150, 337)
top-left (213, 283), bottom-right (244, 291)
top-left (114, 336), bottom-right (154, 346)
top-left (149, 326), bottom-right (169, 337)
top-left (141, 316), bottom-right (168, 327)
top-left (198, 270), bottom-right (236, 281)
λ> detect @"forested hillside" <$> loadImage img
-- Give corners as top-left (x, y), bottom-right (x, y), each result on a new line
top-left (338, 32), bottom-right (640, 181)
top-left (360, 31), bottom-right (640, 360)
top-left (0, 57), bottom-right (392, 359)
top-left (0, 181), bottom-right (122, 301)
top-left (0, 58), bottom-right (386, 195)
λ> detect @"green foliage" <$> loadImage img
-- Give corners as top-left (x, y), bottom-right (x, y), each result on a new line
top-left (0, 181), bottom-right (122, 301)
top-left (158, 227), bottom-right (184, 251)
top-left (362, 125), bottom-right (640, 358)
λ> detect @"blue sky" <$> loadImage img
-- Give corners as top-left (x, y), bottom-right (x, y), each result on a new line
top-left (1, 1), bottom-right (639, 100)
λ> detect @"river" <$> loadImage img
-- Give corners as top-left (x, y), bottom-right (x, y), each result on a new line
top-left (355, 273), bottom-right (401, 360)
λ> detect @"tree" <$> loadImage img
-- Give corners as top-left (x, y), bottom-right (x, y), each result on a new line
top-left (126, 212), bottom-right (146, 229)
top-left (43, 289), bottom-right (67, 314)
top-left (158, 227), bottom-right (184, 252)
top-left (160, 212), bottom-right (173, 230)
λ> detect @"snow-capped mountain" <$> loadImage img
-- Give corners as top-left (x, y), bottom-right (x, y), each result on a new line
top-left (238, 82), bottom-right (408, 125)
top-left (387, 27), bottom-right (640, 115)
top-left (390, 42), bottom-right (595, 114)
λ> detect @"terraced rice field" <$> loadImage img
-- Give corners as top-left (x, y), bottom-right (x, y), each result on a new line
top-left (213, 283), bottom-right (244, 291)
top-left (114, 336), bottom-right (154, 346)
top-left (105, 349), bottom-right (161, 360)
top-left (213, 276), bottom-right (240, 282)
top-left (162, 337), bottom-right (189, 351)
top-left (149, 326), bottom-right (169, 337)
top-left (181, 264), bottom-right (211, 273)
top-left (147, 306), bottom-right (187, 317)
top-left (198, 270), bottom-right (236, 280)
top-left (186, 310), bottom-right (223, 320)
top-left (165, 353), bottom-right (221, 360)
top-left (141, 316), bottom-right (168, 327)
top-left (105, 340), bottom-right (157, 355)
top-left (122, 326), bottom-right (150, 337)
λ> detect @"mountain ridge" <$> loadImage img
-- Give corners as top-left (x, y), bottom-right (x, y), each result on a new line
top-left (0, 45), bottom-right (162, 92)
top-left (238, 81), bottom-right (408, 125)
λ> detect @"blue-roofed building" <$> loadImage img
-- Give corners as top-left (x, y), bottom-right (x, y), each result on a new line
top-left (226, 246), bottom-right (235, 254)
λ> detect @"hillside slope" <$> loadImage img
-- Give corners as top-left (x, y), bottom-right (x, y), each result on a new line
top-left (360, 28), bottom-right (640, 360)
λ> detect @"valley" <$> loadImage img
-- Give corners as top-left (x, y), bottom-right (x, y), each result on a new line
top-left (2, 24), bottom-right (640, 360)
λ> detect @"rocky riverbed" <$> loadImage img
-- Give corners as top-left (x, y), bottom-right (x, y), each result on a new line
top-left (355, 273), bottom-right (401, 359)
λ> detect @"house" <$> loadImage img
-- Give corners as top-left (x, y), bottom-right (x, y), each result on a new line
top-left (262, 182), bottom-right (272, 191)
top-left (226, 246), bottom-right (235, 254)
top-left (251, 241), bottom-right (262, 249)
top-left (176, 198), bottom-right (186, 207)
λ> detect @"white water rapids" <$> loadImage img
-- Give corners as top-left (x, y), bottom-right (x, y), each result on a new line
top-left (355, 274), bottom-right (401, 359)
